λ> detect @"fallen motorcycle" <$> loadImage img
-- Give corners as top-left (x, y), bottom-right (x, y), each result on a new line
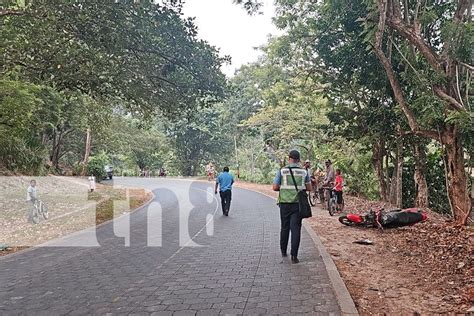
top-left (338, 207), bottom-right (427, 229)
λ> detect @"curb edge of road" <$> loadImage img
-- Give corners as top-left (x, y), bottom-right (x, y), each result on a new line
top-left (0, 183), bottom-right (156, 261)
top-left (234, 184), bottom-right (359, 316)
top-left (302, 221), bottom-right (359, 315)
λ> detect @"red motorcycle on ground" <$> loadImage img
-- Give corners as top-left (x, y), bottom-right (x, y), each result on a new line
top-left (339, 207), bottom-right (427, 229)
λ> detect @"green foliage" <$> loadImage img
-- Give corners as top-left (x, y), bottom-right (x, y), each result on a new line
top-left (0, 1), bottom-right (226, 175)
top-left (0, 134), bottom-right (47, 175)
top-left (87, 153), bottom-right (108, 181)
top-left (166, 103), bottom-right (234, 176)
top-left (425, 150), bottom-right (450, 213)
top-left (0, 79), bottom-right (58, 173)
top-left (1, 1), bottom-right (226, 116)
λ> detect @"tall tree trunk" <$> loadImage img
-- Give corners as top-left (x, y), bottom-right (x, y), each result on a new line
top-left (372, 139), bottom-right (388, 201)
top-left (443, 128), bottom-right (471, 224)
top-left (50, 130), bottom-right (62, 170)
top-left (390, 131), bottom-right (403, 207)
top-left (413, 142), bottom-right (429, 208)
top-left (374, 0), bottom-right (472, 225)
top-left (81, 128), bottom-right (92, 176)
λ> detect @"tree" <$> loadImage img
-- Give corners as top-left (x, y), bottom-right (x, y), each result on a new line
top-left (368, 0), bottom-right (473, 224)
top-left (272, 0), bottom-right (472, 224)
top-left (273, 0), bottom-right (403, 203)
top-left (0, 0), bottom-right (227, 174)
top-left (166, 103), bottom-right (233, 176)
top-left (1, 1), bottom-right (226, 115)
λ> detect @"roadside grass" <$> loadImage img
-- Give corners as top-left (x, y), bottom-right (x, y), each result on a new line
top-left (0, 179), bottom-right (152, 256)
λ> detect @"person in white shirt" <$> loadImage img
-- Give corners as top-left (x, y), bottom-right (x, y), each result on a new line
top-left (88, 175), bottom-right (96, 192)
top-left (26, 180), bottom-right (37, 204)
top-left (26, 179), bottom-right (38, 223)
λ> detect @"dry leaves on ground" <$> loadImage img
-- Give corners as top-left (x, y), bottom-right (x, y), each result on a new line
top-left (234, 181), bottom-right (473, 314)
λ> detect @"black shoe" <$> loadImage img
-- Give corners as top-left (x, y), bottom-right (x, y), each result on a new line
top-left (281, 252), bottom-right (288, 257)
top-left (291, 256), bottom-right (299, 264)
top-left (224, 211), bottom-right (229, 216)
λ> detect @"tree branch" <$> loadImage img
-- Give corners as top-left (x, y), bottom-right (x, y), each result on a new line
top-left (0, 8), bottom-right (25, 17)
top-left (385, 17), bottom-right (442, 72)
top-left (432, 86), bottom-right (465, 111)
top-left (400, 129), bottom-right (441, 141)
top-left (458, 61), bottom-right (474, 71)
top-left (374, 0), bottom-right (438, 140)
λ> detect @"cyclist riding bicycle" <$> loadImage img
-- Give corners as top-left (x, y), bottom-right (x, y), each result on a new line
top-left (322, 160), bottom-right (335, 206)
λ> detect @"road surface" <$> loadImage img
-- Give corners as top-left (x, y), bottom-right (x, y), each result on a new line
top-left (0, 178), bottom-right (340, 315)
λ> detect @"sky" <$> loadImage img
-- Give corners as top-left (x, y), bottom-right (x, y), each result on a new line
top-left (182, 0), bottom-right (281, 77)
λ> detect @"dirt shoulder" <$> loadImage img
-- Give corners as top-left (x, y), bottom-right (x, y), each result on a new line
top-left (234, 181), bottom-right (473, 314)
top-left (0, 176), bottom-right (152, 256)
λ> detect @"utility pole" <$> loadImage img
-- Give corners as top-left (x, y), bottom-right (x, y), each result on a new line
top-left (234, 136), bottom-right (239, 179)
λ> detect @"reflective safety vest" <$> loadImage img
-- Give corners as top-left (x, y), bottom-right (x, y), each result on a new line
top-left (278, 166), bottom-right (307, 204)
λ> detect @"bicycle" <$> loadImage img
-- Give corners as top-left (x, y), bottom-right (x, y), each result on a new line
top-left (326, 189), bottom-right (344, 216)
top-left (308, 179), bottom-right (320, 207)
top-left (307, 188), bottom-right (318, 206)
top-left (29, 200), bottom-right (49, 224)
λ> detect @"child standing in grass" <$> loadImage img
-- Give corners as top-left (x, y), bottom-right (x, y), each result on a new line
top-left (26, 179), bottom-right (37, 222)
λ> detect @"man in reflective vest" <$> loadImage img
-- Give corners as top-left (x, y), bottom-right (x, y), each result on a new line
top-left (272, 150), bottom-right (312, 263)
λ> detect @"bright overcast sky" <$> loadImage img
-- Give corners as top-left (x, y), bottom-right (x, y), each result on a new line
top-left (182, 0), bottom-right (281, 77)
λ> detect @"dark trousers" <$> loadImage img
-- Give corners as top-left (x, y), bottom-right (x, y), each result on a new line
top-left (280, 203), bottom-right (302, 257)
top-left (219, 190), bottom-right (232, 214)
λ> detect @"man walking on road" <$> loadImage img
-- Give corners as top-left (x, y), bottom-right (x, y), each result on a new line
top-left (215, 166), bottom-right (234, 216)
top-left (272, 150), bottom-right (312, 264)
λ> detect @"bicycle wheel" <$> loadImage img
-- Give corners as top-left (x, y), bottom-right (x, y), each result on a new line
top-left (312, 190), bottom-right (319, 205)
top-left (31, 206), bottom-right (40, 224)
top-left (41, 202), bottom-right (49, 220)
top-left (308, 191), bottom-right (315, 206)
top-left (328, 198), bottom-right (337, 216)
top-left (319, 190), bottom-right (325, 206)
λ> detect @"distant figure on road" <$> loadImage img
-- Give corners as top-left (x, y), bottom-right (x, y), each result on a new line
top-left (88, 175), bottom-right (96, 192)
top-left (272, 150), bottom-right (312, 264)
top-left (206, 163), bottom-right (216, 181)
top-left (215, 166), bottom-right (234, 216)
top-left (159, 167), bottom-right (166, 177)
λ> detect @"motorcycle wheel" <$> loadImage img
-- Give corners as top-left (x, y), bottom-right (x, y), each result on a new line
top-left (338, 216), bottom-right (357, 226)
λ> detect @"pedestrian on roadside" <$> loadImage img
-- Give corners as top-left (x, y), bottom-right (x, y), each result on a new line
top-left (272, 150), bottom-right (312, 264)
top-left (88, 175), bottom-right (96, 192)
top-left (303, 159), bottom-right (312, 176)
top-left (215, 166), bottom-right (234, 216)
top-left (334, 169), bottom-right (344, 212)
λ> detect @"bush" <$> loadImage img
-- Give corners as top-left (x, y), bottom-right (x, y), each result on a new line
top-left (0, 133), bottom-right (47, 175)
top-left (87, 153), bottom-right (108, 181)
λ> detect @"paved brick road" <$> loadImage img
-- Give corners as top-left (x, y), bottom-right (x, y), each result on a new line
top-left (0, 179), bottom-right (340, 315)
